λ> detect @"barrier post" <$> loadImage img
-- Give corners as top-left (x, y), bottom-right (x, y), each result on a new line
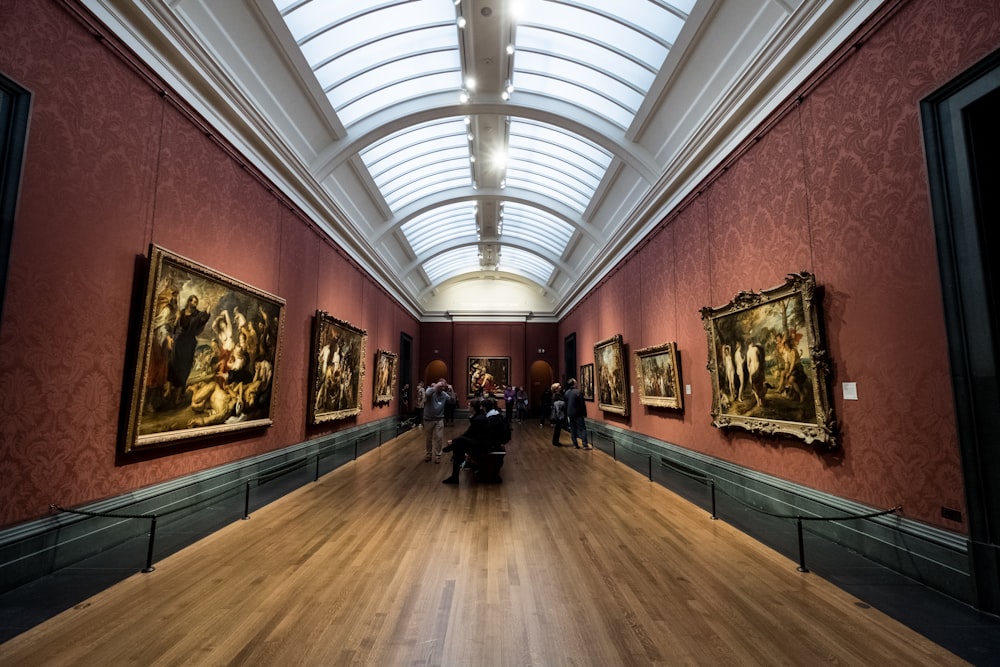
top-left (648, 455), bottom-right (653, 481)
top-left (315, 453), bottom-right (321, 481)
top-left (796, 517), bottom-right (809, 573)
top-left (709, 480), bottom-right (718, 520)
top-left (243, 482), bottom-right (251, 520)
top-left (142, 516), bottom-right (157, 573)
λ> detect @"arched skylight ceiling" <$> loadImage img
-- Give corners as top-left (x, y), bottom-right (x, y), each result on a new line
top-left (271, 0), bottom-right (697, 309)
top-left (505, 119), bottom-right (612, 214)
top-left (360, 117), bottom-right (472, 211)
top-left (500, 202), bottom-right (574, 257)
top-left (277, 0), bottom-right (463, 127)
top-left (499, 247), bottom-right (555, 286)
top-left (512, 0), bottom-right (695, 129)
top-left (401, 201), bottom-right (478, 257)
top-left (423, 247), bottom-right (482, 284)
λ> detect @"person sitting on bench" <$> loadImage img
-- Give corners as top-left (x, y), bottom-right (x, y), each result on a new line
top-left (441, 399), bottom-right (488, 485)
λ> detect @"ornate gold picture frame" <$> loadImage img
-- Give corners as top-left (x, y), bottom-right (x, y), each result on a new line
top-left (373, 348), bottom-right (398, 405)
top-left (308, 311), bottom-right (366, 424)
top-left (123, 245), bottom-right (284, 452)
top-left (700, 272), bottom-right (836, 447)
top-left (634, 342), bottom-right (683, 410)
top-left (594, 334), bottom-right (629, 416)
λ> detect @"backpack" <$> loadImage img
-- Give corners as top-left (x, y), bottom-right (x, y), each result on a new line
top-left (551, 399), bottom-right (566, 422)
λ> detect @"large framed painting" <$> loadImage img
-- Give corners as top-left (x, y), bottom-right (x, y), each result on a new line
top-left (579, 363), bottom-right (595, 401)
top-left (594, 334), bottom-right (629, 416)
top-left (373, 348), bottom-right (398, 405)
top-left (467, 356), bottom-right (510, 397)
top-left (635, 342), bottom-right (683, 410)
top-left (123, 245), bottom-right (284, 453)
top-left (308, 311), bottom-right (367, 424)
top-left (700, 272), bottom-right (836, 447)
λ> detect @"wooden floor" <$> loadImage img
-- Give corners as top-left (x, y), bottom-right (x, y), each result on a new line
top-left (0, 423), bottom-right (967, 666)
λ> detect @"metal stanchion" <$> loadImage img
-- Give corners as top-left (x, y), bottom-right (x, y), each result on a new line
top-left (709, 480), bottom-right (718, 520)
top-left (796, 517), bottom-right (809, 572)
top-left (142, 516), bottom-right (157, 573)
top-left (648, 455), bottom-right (653, 481)
top-left (315, 454), bottom-right (321, 482)
top-left (243, 482), bottom-right (251, 520)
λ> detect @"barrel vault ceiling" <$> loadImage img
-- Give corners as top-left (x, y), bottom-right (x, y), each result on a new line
top-left (87, 0), bottom-right (881, 321)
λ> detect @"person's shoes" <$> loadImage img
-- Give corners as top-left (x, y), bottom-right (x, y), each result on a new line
top-left (424, 453), bottom-right (432, 462)
top-left (584, 444), bottom-right (593, 450)
top-left (552, 442), bottom-right (560, 447)
top-left (435, 455), bottom-right (441, 463)
top-left (442, 443), bottom-right (453, 452)
top-left (574, 444), bottom-right (582, 449)
top-left (442, 476), bottom-right (459, 485)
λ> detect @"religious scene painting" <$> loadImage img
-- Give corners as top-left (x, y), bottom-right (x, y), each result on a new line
top-left (467, 357), bottom-right (510, 397)
top-left (580, 363), bottom-right (594, 401)
top-left (124, 245), bottom-right (284, 452)
top-left (373, 348), bottom-right (398, 405)
top-left (594, 334), bottom-right (629, 416)
top-left (700, 272), bottom-right (836, 447)
top-left (308, 312), bottom-right (366, 424)
top-left (635, 342), bottom-right (683, 410)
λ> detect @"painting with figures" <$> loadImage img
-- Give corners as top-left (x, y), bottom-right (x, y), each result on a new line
top-left (123, 245), bottom-right (284, 452)
top-left (700, 272), bottom-right (836, 447)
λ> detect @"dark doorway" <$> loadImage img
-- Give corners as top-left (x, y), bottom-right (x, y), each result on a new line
top-left (399, 332), bottom-right (412, 416)
top-left (922, 47), bottom-right (1000, 612)
top-left (0, 73), bottom-right (31, 328)
top-left (563, 332), bottom-right (577, 386)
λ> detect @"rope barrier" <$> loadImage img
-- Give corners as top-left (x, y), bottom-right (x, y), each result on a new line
top-left (47, 425), bottom-right (395, 573)
top-left (597, 433), bottom-right (902, 573)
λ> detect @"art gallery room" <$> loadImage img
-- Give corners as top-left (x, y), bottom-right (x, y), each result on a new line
top-left (2, 0), bottom-right (1000, 664)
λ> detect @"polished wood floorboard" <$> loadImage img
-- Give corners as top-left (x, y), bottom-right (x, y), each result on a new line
top-left (0, 423), bottom-right (967, 666)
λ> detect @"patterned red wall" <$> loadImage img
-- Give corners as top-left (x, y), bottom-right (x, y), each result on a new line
top-left (0, 1), bottom-right (417, 527)
top-left (561, 0), bottom-right (1000, 531)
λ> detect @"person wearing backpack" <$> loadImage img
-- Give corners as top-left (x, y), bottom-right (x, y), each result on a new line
top-left (549, 383), bottom-right (566, 446)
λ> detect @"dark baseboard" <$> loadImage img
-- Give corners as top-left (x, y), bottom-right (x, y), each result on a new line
top-left (0, 417), bottom-right (409, 594)
top-left (587, 421), bottom-right (972, 606)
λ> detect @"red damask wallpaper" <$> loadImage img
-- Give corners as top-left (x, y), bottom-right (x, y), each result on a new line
top-left (1, 0), bottom-right (999, 534)
top-left (562, 0), bottom-right (1000, 531)
top-left (0, 1), bottom-right (417, 527)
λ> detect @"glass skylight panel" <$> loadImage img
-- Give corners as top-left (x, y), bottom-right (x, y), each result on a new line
top-left (361, 119), bottom-right (472, 211)
top-left (512, 0), bottom-right (694, 128)
top-left (504, 120), bottom-right (611, 211)
top-left (375, 146), bottom-right (468, 185)
top-left (278, 1), bottom-right (461, 127)
top-left (501, 203), bottom-right (573, 257)
top-left (385, 171), bottom-right (471, 211)
top-left (423, 247), bottom-right (481, 284)
top-left (499, 247), bottom-right (554, 285)
top-left (363, 119), bottom-right (467, 166)
top-left (515, 49), bottom-right (649, 104)
top-left (513, 72), bottom-right (633, 129)
top-left (402, 203), bottom-right (478, 256)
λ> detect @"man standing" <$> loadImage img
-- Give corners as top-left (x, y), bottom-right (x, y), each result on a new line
top-left (423, 379), bottom-right (450, 462)
top-left (564, 378), bottom-right (591, 449)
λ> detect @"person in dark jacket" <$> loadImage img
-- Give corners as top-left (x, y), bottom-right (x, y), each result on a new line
top-left (549, 383), bottom-right (566, 447)
top-left (564, 378), bottom-right (591, 449)
top-left (441, 399), bottom-right (488, 484)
